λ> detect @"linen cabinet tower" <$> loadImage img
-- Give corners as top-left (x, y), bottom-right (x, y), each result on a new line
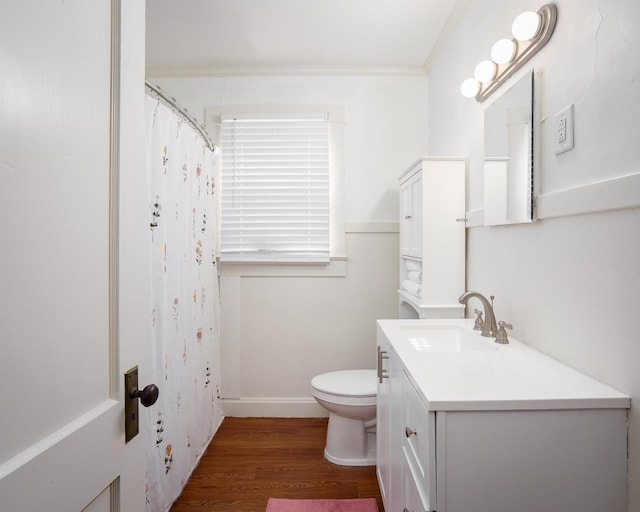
top-left (398, 157), bottom-right (466, 319)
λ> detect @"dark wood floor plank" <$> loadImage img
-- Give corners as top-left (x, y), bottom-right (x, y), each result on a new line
top-left (169, 417), bottom-right (383, 512)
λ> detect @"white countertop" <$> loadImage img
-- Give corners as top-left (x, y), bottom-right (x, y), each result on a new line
top-left (377, 318), bottom-right (630, 412)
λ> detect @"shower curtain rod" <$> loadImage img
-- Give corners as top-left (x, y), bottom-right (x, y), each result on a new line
top-left (145, 80), bottom-right (217, 153)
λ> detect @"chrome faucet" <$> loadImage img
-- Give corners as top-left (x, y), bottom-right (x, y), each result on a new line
top-left (458, 291), bottom-right (498, 338)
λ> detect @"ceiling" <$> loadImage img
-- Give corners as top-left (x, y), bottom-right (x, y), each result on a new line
top-left (145, 0), bottom-right (462, 74)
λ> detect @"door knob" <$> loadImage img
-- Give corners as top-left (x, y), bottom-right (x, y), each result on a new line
top-left (124, 366), bottom-right (159, 443)
top-left (130, 384), bottom-right (159, 407)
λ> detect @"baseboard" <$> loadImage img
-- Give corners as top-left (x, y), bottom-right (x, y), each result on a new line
top-left (221, 397), bottom-right (329, 418)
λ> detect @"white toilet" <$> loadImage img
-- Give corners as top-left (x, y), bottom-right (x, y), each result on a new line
top-left (310, 369), bottom-right (377, 466)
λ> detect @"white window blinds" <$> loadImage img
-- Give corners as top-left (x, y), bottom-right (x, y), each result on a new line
top-left (220, 113), bottom-right (330, 263)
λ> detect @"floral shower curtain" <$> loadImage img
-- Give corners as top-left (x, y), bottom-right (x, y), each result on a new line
top-left (143, 94), bottom-right (223, 512)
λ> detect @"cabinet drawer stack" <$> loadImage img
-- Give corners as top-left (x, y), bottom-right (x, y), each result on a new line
top-left (402, 373), bottom-right (435, 512)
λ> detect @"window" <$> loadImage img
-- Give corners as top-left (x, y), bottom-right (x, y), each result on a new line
top-left (219, 112), bottom-right (330, 263)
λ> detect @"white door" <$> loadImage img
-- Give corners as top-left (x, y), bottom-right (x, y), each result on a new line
top-left (0, 1), bottom-right (148, 510)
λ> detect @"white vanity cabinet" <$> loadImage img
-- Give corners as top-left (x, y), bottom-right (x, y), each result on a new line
top-left (398, 158), bottom-right (465, 319)
top-left (376, 319), bottom-right (631, 512)
top-left (379, 334), bottom-right (436, 512)
top-left (376, 338), bottom-right (403, 512)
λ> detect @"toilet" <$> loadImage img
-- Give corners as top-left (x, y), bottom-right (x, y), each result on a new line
top-left (310, 369), bottom-right (377, 466)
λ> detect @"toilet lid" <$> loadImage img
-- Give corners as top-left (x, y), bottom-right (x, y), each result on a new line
top-left (311, 369), bottom-right (377, 398)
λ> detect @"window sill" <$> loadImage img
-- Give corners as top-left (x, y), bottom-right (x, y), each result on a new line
top-left (217, 256), bottom-right (347, 277)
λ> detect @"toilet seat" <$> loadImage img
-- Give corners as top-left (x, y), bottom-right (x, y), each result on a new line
top-left (311, 370), bottom-right (376, 406)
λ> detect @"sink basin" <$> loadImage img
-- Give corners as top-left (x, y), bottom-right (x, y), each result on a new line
top-left (398, 324), bottom-right (493, 352)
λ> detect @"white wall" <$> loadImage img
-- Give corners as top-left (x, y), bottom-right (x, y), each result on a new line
top-left (426, 1), bottom-right (640, 510)
top-left (151, 75), bottom-right (428, 222)
top-left (151, 74), bottom-right (428, 414)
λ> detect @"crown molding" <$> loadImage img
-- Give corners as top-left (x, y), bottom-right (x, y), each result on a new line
top-left (145, 65), bottom-right (428, 78)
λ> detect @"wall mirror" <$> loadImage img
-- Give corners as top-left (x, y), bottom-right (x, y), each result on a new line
top-left (483, 71), bottom-right (535, 226)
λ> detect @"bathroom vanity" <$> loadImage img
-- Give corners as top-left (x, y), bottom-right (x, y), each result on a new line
top-left (376, 319), bottom-right (630, 512)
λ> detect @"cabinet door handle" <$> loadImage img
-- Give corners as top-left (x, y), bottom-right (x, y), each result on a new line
top-left (377, 347), bottom-right (389, 383)
top-left (405, 215), bottom-right (412, 220)
top-left (405, 426), bottom-right (417, 438)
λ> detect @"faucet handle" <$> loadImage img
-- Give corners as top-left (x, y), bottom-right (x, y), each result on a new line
top-left (495, 320), bottom-right (512, 344)
top-left (473, 309), bottom-right (484, 331)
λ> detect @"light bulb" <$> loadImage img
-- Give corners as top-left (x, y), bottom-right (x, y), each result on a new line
top-left (460, 78), bottom-right (480, 98)
top-left (491, 39), bottom-right (517, 64)
top-left (474, 60), bottom-right (497, 83)
top-left (512, 11), bottom-right (541, 41)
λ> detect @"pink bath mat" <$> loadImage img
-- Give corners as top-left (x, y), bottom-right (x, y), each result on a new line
top-left (265, 498), bottom-right (379, 512)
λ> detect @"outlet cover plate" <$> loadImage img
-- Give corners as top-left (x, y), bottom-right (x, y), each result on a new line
top-left (555, 104), bottom-right (574, 155)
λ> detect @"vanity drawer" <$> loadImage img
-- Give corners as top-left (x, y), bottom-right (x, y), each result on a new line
top-left (403, 448), bottom-right (429, 512)
top-left (402, 372), bottom-right (436, 509)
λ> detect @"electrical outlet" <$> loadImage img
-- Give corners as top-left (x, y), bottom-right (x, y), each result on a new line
top-left (558, 117), bottom-right (567, 143)
top-left (555, 104), bottom-right (574, 155)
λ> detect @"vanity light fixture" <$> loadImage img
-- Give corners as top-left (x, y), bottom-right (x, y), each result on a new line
top-left (460, 77), bottom-right (480, 98)
top-left (474, 60), bottom-right (497, 83)
top-left (512, 10), bottom-right (542, 41)
top-left (490, 39), bottom-right (516, 64)
top-left (460, 4), bottom-right (557, 102)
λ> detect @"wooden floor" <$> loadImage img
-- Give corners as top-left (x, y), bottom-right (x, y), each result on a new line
top-left (170, 417), bottom-right (383, 512)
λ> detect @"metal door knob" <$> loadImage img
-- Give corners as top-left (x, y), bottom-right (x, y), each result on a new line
top-left (130, 384), bottom-right (159, 407)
